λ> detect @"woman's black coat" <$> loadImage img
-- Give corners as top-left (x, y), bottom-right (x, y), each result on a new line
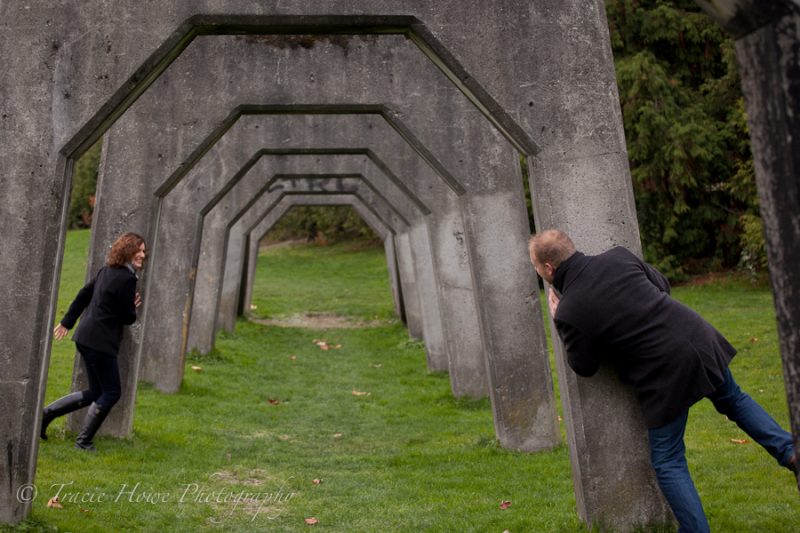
top-left (552, 246), bottom-right (735, 428)
top-left (60, 265), bottom-right (138, 356)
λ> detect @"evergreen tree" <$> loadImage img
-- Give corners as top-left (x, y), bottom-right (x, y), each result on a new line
top-left (607, 0), bottom-right (763, 278)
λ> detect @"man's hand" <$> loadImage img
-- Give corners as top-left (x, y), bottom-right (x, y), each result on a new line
top-left (53, 323), bottom-right (69, 340)
top-left (548, 287), bottom-right (560, 317)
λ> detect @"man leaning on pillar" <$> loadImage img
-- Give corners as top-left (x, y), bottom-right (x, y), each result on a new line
top-left (528, 229), bottom-right (795, 533)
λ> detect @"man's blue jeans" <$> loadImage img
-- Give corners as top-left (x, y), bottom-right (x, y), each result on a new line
top-left (648, 367), bottom-right (794, 533)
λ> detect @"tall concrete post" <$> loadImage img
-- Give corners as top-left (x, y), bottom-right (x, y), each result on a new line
top-left (394, 232), bottom-right (425, 339)
top-left (408, 221), bottom-right (449, 372)
top-left (525, 1), bottom-right (672, 529)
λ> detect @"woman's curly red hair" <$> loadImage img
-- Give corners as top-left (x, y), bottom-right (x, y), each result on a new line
top-left (106, 232), bottom-right (145, 267)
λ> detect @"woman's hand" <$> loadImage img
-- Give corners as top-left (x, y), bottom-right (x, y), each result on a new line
top-left (53, 323), bottom-right (69, 340)
top-left (134, 292), bottom-right (142, 308)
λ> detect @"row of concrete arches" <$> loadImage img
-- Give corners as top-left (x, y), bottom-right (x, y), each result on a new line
top-left (31, 14), bottom-right (650, 529)
top-left (9, 2), bottom-right (798, 529)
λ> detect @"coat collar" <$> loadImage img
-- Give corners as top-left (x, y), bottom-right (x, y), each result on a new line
top-left (552, 251), bottom-right (589, 294)
top-left (124, 262), bottom-right (139, 279)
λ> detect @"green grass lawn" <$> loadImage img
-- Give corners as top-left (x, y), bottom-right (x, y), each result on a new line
top-left (11, 229), bottom-right (799, 532)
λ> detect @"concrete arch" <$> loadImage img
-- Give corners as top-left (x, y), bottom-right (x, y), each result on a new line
top-left (188, 175), bottom-right (410, 356)
top-left (139, 112), bottom-right (478, 402)
top-left (241, 194), bottom-right (401, 321)
top-left (211, 173), bottom-right (415, 336)
top-left (136, 152), bottom-right (422, 394)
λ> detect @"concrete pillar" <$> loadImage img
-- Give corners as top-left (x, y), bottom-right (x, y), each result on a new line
top-left (394, 232), bottom-right (424, 339)
top-left (408, 222), bottom-right (449, 371)
top-left (525, 1), bottom-right (672, 529)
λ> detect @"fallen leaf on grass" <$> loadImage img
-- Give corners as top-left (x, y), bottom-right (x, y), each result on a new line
top-left (730, 438), bottom-right (749, 445)
top-left (289, 355), bottom-right (297, 361)
top-left (499, 500), bottom-right (512, 510)
top-left (47, 497), bottom-right (63, 509)
top-left (279, 434), bottom-right (291, 441)
top-left (369, 363), bottom-right (383, 368)
top-left (267, 398), bottom-right (280, 405)
top-left (351, 389), bottom-right (371, 397)
top-left (749, 336), bottom-right (758, 343)
top-left (191, 365), bottom-right (203, 372)
top-left (312, 479), bottom-right (323, 485)
top-left (313, 339), bottom-right (342, 350)
top-left (305, 517), bottom-right (319, 525)
top-left (333, 433), bottom-right (343, 439)
top-left (79, 508), bottom-right (90, 514)
top-left (250, 304), bottom-right (258, 310)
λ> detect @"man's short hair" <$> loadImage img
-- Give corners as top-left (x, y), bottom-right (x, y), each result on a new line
top-left (529, 230), bottom-right (576, 269)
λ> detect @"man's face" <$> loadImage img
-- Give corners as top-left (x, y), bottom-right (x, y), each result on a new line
top-left (530, 249), bottom-right (554, 284)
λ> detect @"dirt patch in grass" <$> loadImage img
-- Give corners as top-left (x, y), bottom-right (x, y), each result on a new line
top-left (250, 312), bottom-right (387, 329)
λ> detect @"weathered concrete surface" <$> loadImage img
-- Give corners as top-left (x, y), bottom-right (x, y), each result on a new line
top-left (242, 194), bottom-right (401, 322)
top-left (731, 6), bottom-right (800, 489)
top-left (393, 232), bottom-right (424, 339)
top-left (525, 1), bottom-right (673, 529)
top-left (2, 1), bottom-right (646, 525)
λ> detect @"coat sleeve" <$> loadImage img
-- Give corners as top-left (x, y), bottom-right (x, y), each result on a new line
top-left (114, 275), bottom-right (138, 326)
top-left (555, 319), bottom-right (602, 377)
top-left (59, 274), bottom-right (97, 329)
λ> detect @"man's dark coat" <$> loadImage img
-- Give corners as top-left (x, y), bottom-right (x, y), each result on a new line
top-left (60, 265), bottom-right (138, 355)
top-left (552, 246), bottom-right (736, 428)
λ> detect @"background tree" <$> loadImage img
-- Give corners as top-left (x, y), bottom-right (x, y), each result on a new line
top-left (607, 0), bottom-right (764, 279)
top-left (268, 205), bottom-right (379, 244)
top-left (68, 140), bottom-right (101, 229)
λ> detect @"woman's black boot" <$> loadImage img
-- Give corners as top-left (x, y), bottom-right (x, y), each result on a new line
top-left (74, 403), bottom-right (109, 451)
top-left (41, 392), bottom-right (86, 440)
